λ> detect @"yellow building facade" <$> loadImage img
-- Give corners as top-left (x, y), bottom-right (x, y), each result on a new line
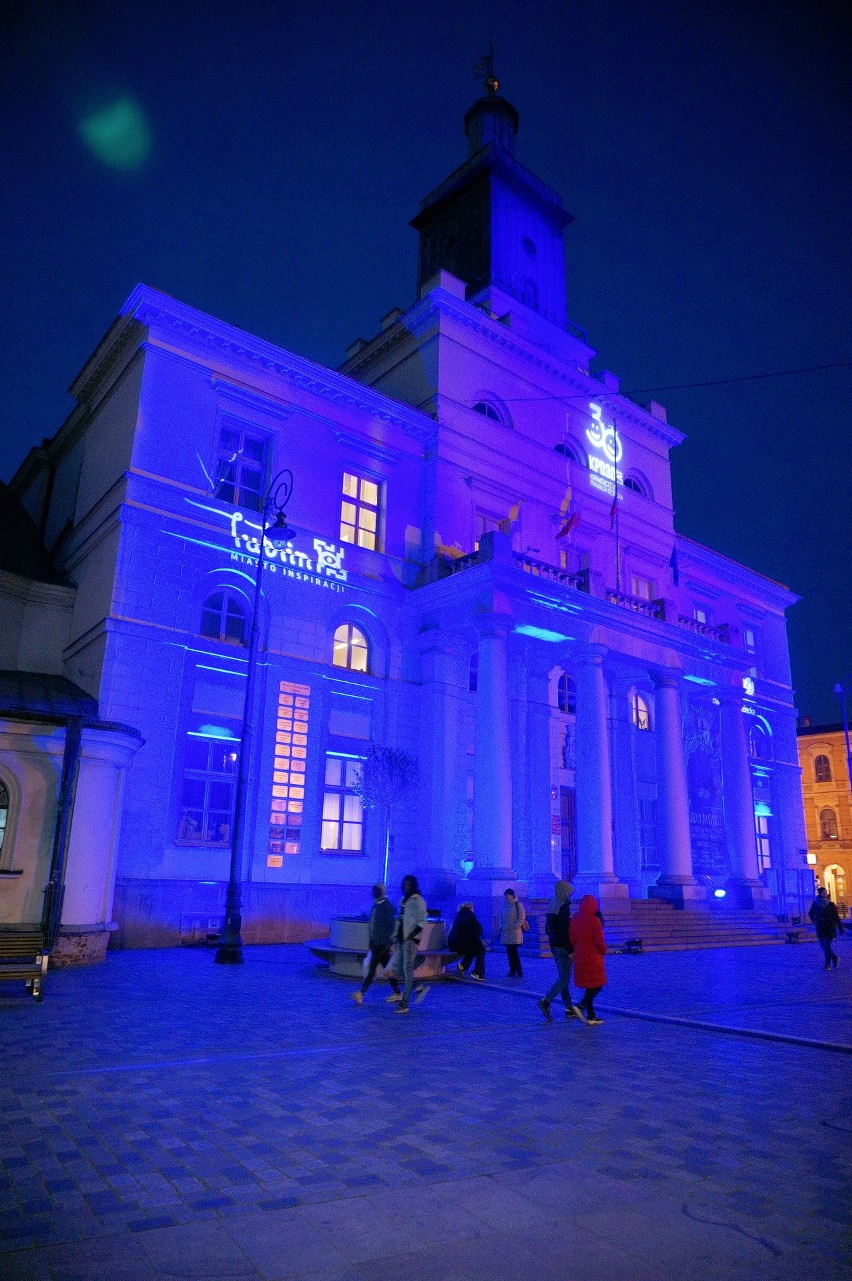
top-left (797, 723), bottom-right (851, 914)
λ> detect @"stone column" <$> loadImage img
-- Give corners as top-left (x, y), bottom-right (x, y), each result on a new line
top-left (57, 724), bottom-right (144, 964)
top-left (573, 645), bottom-right (627, 902)
top-left (519, 650), bottom-right (557, 895)
top-left (415, 626), bottom-right (465, 892)
top-left (471, 612), bottom-right (515, 882)
top-left (650, 671), bottom-right (705, 906)
top-left (718, 685), bottom-right (769, 907)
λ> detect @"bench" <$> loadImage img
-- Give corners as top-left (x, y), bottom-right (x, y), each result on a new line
top-left (0, 931), bottom-right (49, 1001)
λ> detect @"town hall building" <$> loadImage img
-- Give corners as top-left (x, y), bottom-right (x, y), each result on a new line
top-left (1, 83), bottom-right (810, 958)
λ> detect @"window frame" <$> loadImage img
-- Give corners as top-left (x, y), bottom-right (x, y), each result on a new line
top-left (632, 691), bottom-right (651, 731)
top-left (177, 726), bottom-right (241, 846)
top-left (332, 622), bottom-right (370, 673)
top-left (819, 808), bottom-right (839, 840)
top-left (320, 754), bottom-right (366, 854)
top-left (200, 590), bottom-right (249, 646)
top-left (214, 424), bottom-right (269, 512)
top-left (339, 470), bottom-right (383, 552)
top-left (814, 754), bottom-right (832, 783)
top-left (557, 673), bottom-right (576, 715)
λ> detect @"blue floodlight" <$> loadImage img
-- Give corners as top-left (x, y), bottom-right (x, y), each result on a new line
top-left (714, 888), bottom-right (727, 899)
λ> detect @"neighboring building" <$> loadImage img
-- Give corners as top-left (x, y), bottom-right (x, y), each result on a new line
top-left (3, 85), bottom-right (809, 955)
top-left (797, 722), bottom-right (851, 914)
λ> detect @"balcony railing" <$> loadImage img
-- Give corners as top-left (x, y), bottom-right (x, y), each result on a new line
top-left (677, 615), bottom-right (731, 643)
top-left (602, 588), bottom-right (665, 620)
top-left (514, 552), bottom-right (586, 590)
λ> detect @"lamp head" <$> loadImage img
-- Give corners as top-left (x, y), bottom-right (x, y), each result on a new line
top-left (266, 510), bottom-right (295, 547)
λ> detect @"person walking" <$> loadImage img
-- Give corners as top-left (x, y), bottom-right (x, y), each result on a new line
top-left (351, 884), bottom-right (401, 1005)
top-left (569, 894), bottom-right (607, 1024)
top-left (808, 886), bottom-right (844, 969)
top-left (538, 879), bottom-right (577, 1021)
top-left (500, 887), bottom-right (527, 978)
top-left (446, 902), bottom-right (486, 980)
top-left (385, 874), bottom-right (430, 1014)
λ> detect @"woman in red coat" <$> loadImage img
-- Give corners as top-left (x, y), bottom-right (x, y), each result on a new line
top-left (568, 895), bottom-right (607, 1024)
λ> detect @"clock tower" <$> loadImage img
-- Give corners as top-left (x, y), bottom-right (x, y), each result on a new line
top-left (410, 76), bottom-right (574, 328)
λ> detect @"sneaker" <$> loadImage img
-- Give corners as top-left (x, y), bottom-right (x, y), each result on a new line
top-left (351, 990), bottom-right (364, 1006)
top-left (565, 1007), bottom-right (579, 1019)
top-left (456, 962), bottom-right (466, 977)
top-left (386, 992), bottom-right (403, 1003)
top-left (413, 985), bottom-right (430, 1005)
top-left (469, 973), bottom-right (484, 981)
top-left (538, 998), bottom-right (553, 1022)
top-left (571, 1004), bottom-right (588, 1022)
top-left (396, 1003), bottom-right (410, 1015)
top-left (587, 1016), bottom-right (604, 1026)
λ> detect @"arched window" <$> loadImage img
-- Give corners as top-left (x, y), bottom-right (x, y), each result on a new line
top-left (632, 692), bottom-right (651, 731)
top-left (332, 623), bottom-right (369, 673)
top-left (471, 396), bottom-right (511, 430)
top-left (623, 473), bottom-right (653, 500)
top-left (814, 754), bottom-right (832, 783)
top-left (557, 674), bottom-right (576, 715)
top-left (0, 779), bottom-right (8, 857)
top-left (469, 652), bottom-right (478, 693)
top-left (820, 808), bottom-right (839, 840)
top-left (200, 591), bottom-right (248, 645)
top-left (748, 723), bottom-right (771, 760)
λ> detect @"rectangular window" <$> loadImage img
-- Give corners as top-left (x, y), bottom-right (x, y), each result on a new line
top-left (639, 799), bottom-right (658, 868)
top-left (755, 814), bottom-right (771, 872)
top-left (178, 722), bottom-right (241, 845)
top-left (744, 627), bottom-right (759, 677)
top-left (215, 425), bottom-right (269, 512)
top-left (340, 471), bottom-right (381, 550)
top-left (267, 681), bottom-right (311, 864)
top-left (693, 606), bottom-right (707, 625)
top-left (631, 574), bottom-right (654, 601)
top-left (321, 754), bottom-right (365, 853)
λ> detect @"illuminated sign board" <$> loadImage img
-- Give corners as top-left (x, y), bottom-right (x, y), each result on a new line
top-left (586, 403), bottom-right (623, 497)
top-left (181, 501), bottom-right (349, 593)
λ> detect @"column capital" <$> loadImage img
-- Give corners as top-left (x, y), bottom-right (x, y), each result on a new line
top-left (474, 611), bottom-right (515, 641)
top-left (574, 642), bottom-right (608, 668)
top-left (651, 667), bottom-right (684, 691)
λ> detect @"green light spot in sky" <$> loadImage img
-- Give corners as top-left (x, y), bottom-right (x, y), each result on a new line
top-left (79, 98), bottom-right (151, 170)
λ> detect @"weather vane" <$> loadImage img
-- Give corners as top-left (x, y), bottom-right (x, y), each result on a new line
top-left (474, 42), bottom-right (499, 95)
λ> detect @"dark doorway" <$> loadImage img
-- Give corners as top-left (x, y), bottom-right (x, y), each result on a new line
top-left (560, 786), bottom-right (577, 881)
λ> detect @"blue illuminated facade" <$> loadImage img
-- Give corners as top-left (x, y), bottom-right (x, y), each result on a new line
top-left (6, 89), bottom-right (809, 948)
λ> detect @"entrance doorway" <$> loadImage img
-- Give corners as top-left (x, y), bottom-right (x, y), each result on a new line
top-left (824, 864), bottom-right (847, 913)
top-left (560, 786), bottom-right (577, 882)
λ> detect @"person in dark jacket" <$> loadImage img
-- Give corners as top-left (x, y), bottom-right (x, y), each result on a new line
top-left (808, 887), bottom-right (844, 970)
top-left (351, 884), bottom-right (401, 1005)
top-left (447, 902), bottom-right (486, 979)
top-left (538, 880), bottom-right (578, 1020)
top-left (569, 894), bottom-right (607, 1024)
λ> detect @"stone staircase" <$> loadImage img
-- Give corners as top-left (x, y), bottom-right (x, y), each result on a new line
top-left (524, 896), bottom-right (807, 955)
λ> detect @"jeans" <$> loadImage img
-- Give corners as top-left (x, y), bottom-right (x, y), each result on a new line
top-left (818, 936), bottom-right (839, 967)
top-left (545, 947), bottom-right (573, 1006)
top-left (388, 938), bottom-right (419, 1005)
top-left (360, 946), bottom-right (400, 994)
top-left (506, 944), bottom-right (523, 977)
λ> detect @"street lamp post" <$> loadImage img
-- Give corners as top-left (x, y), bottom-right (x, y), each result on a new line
top-left (834, 681), bottom-right (852, 809)
top-left (215, 469), bottom-right (295, 964)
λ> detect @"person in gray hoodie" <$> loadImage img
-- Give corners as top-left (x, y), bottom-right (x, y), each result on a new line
top-left (351, 884), bottom-right (401, 1005)
top-left (385, 874), bottom-right (429, 1014)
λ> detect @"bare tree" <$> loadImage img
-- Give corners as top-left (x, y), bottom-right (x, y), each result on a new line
top-left (353, 744), bottom-right (418, 884)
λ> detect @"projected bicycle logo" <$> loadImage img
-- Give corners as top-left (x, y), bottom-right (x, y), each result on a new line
top-left (586, 402), bottom-right (623, 464)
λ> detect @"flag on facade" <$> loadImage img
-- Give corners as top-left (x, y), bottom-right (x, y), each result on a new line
top-left (669, 544), bottom-right (679, 585)
top-left (556, 511), bottom-right (580, 539)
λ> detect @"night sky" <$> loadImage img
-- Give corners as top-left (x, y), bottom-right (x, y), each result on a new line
top-left (2, 0), bottom-right (850, 723)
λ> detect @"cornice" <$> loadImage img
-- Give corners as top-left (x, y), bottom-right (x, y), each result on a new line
top-left (121, 284), bottom-right (435, 445)
top-left (0, 568), bottom-right (75, 606)
top-left (677, 535), bottom-right (798, 608)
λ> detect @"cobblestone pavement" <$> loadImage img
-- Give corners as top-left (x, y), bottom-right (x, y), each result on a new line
top-left (1, 940), bottom-right (849, 1280)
